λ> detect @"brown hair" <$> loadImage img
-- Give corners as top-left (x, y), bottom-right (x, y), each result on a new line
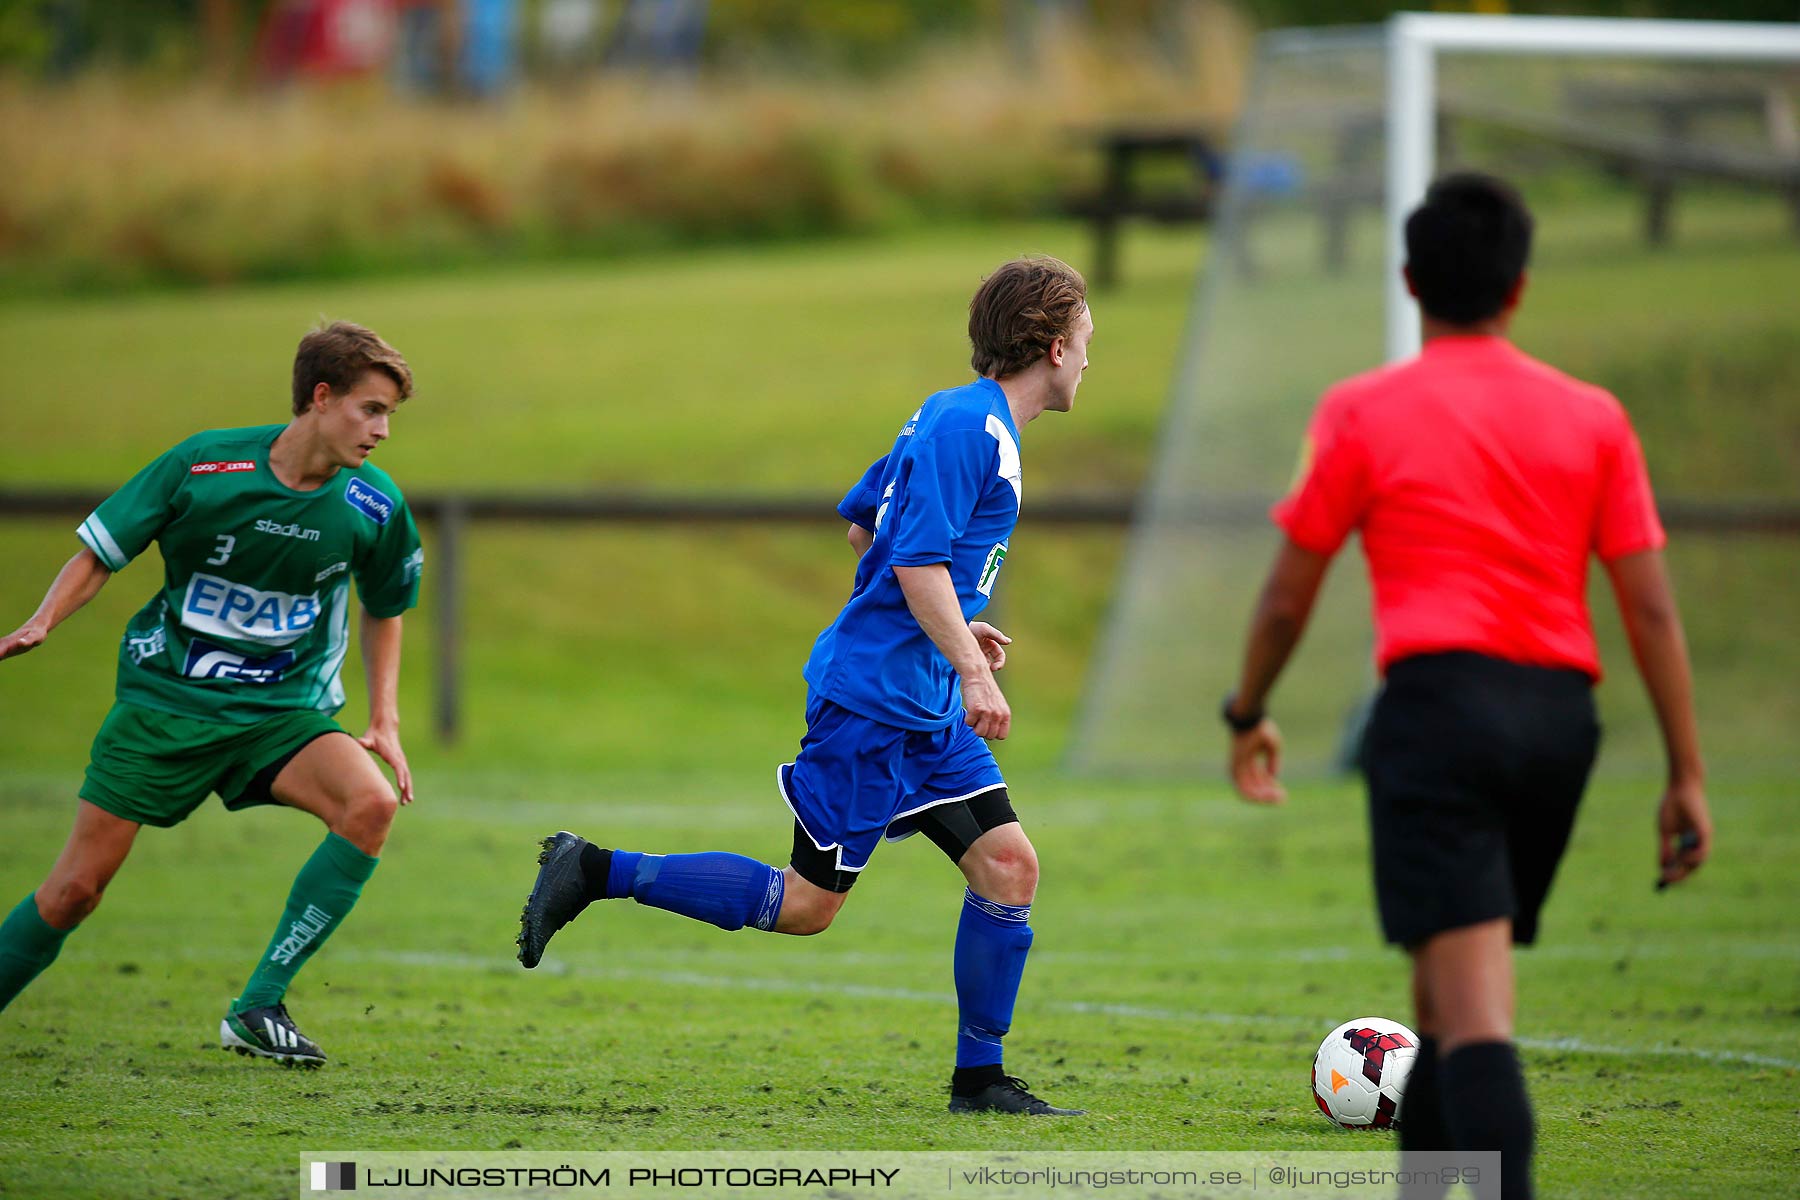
top-left (968, 256), bottom-right (1088, 379)
top-left (291, 320), bottom-right (414, 415)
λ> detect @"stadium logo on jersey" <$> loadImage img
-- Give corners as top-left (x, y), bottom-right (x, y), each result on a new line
top-left (189, 460), bottom-right (256, 475)
top-left (182, 638), bottom-right (298, 684)
top-left (344, 477), bottom-right (394, 526)
top-left (180, 573), bottom-right (321, 647)
top-left (976, 542), bottom-right (1007, 597)
top-left (255, 519), bottom-right (321, 542)
top-left (126, 623), bottom-right (166, 665)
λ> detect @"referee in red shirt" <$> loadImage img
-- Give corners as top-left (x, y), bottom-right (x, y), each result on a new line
top-left (1223, 173), bottom-right (1711, 1200)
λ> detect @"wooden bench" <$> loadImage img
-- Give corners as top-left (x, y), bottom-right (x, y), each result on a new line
top-left (1443, 83), bottom-right (1800, 245)
top-left (1062, 125), bottom-right (1225, 287)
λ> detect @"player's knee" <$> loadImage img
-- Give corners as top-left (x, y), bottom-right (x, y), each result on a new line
top-left (968, 840), bottom-right (1038, 906)
top-left (776, 886), bottom-right (844, 936)
top-left (791, 896), bottom-right (842, 936)
top-left (39, 875), bottom-right (105, 928)
top-left (786, 908), bottom-right (836, 936)
top-left (335, 786), bottom-right (398, 854)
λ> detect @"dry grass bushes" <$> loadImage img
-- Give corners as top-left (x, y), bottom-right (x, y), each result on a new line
top-left (0, 14), bottom-right (1249, 291)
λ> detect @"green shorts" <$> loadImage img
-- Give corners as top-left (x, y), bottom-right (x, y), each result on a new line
top-left (80, 702), bottom-right (347, 828)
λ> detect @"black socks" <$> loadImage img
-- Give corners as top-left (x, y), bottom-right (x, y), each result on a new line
top-left (578, 843), bottom-right (613, 904)
top-left (1398, 1038), bottom-right (1533, 1200)
top-left (1441, 1040), bottom-right (1535, 1200)
top-left (1399, 1036), bottom-right (1450, 1198)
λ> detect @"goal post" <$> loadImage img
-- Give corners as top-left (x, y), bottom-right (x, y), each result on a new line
top-left (1067, 13), bottom-right (1800, 778)
top-left (1383, 15), bottom-right (1800, 364)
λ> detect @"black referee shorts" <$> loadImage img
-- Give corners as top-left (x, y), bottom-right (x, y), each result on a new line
top-left (1366, 651), bottom-right (1600, 948)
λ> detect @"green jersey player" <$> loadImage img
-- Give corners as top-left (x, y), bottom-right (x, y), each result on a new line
top-left (0, 321), bottom-right (422, 1067)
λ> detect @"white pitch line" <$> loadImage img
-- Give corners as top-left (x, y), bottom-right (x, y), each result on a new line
top-left (1514, 1036), bottom-right (1800, 1072)
top-left (334, 948), bottom-right (1800, 1071)
top-left (348, 949), bottom-right (1287, 1027)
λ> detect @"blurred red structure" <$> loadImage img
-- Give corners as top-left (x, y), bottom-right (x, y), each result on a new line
top-left (258, 0), bottom-right (398, 80)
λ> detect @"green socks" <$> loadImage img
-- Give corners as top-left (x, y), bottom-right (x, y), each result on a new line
top-left (4, 833), bottom-right (379, 1018)
top-left (0, 892), bottom-right (71, 1013)
top-left (233, 832), bottom-right (378, 1011)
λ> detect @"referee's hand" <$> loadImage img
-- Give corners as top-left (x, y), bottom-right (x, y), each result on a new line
top-left (1229, 719), bottom-right (1286, 805)
top-left (1656, 778), bottom-right (1711, 889)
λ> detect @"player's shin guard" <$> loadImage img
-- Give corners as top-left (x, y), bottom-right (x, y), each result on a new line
top-left (234, 833), bottom-right (378, 1010)
top-left (1399, 1035), bottom-right (1453, 1199)
top-left (606, 851), bottom-right (784, 932)
top-left (1441, 1041), bottom-right (1534, 1200)
top-left (0, 893), bottom-right (71, 1012)
top-left (953, 888), bottom-right (1034, 1069)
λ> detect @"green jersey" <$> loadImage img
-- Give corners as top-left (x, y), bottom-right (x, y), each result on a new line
top-left (77, 425), bottom-right (422, 724)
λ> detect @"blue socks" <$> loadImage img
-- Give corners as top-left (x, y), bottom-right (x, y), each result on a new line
top-left (584, 859), bottom-right (1034, 1074)
top-left (605, 850), bottom-right (784, 932)
top-left (0, 892), bottom-right (71, 1013)
top-left (953, 888), bottom-right (1034, 1068)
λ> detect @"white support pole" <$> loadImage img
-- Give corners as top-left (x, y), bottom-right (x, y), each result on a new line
top-left (1396, 14), bottom-right (1800, 61)
top-left (1381, 13), bottom-right (1800, 364)
top-left (1384, 15), bottom-right (1434, 364)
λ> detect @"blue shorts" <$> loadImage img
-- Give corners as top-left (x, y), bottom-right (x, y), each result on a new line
top-left (777, 692), bottom-right (1006, 880)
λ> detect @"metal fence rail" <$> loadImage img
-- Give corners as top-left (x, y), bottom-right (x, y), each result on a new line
top-left (6, 488), bottom-right (1797, 742)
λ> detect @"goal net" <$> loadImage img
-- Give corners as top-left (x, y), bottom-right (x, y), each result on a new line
top-left (1070, 15), bottom-right (1800, 778)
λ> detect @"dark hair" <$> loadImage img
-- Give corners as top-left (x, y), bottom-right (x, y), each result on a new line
top-left (969, 256), bottom-right (1088, 378)
top-left (291, 320), bottom-right (413, 416)
top-left (1403, 172), bottom-right (1534, 325)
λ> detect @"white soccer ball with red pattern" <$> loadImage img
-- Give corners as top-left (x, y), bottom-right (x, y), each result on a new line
top-left (1311, 1016), bottom-right (1418, 1130)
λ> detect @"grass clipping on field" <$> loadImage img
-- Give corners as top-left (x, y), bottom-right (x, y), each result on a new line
top-left (0, 23), bottom-right (1247, 290)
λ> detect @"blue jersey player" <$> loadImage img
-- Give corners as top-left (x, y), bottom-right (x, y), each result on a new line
top-left (518, 256), bottom-right (1094, 1115)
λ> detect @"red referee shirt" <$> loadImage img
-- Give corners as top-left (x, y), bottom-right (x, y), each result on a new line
top-left (1272, 335), bottom-right (1665, 679)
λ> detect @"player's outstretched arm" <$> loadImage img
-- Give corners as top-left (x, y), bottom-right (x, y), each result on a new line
top-left (356, 610), bottom-right (414, 805)
top-left (0, 548), bottom-right (112, 663)
top-left (1226, 539), bottom-right (1332, 805)
top-left (893, 563), bottom-right (1010, 740)
top-left (1604, 549), bottom-right (1710, 887)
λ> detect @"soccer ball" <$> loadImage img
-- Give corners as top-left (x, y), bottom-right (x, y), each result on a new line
top-left (1310, 1016), bottom-right (1418, 1130)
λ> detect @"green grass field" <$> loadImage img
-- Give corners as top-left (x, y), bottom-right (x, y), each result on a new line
top-left (1, 771), bottom-right (1793, 1198)
top-left (2, 205), bottom-right (1798, 1198)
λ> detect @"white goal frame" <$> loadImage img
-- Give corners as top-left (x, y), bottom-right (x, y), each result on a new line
top-left (1067, 14), bottom-right (1800, 776)
top-left (1382, 14), bottom-right (1800, 363)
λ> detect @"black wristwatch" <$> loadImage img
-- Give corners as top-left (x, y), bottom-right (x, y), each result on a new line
top-left (1221, 693), bottom-right (1265, 734)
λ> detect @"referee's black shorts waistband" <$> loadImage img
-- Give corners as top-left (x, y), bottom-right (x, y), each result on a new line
top-left (1384, 650), bottom-right (1594, 696)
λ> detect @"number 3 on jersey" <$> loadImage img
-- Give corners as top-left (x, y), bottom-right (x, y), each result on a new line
top-left (205, 534), bottom-right (236, 566)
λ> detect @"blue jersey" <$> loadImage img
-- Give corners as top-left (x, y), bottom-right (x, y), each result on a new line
top-left (803, 377), bottom-right (1023, 731)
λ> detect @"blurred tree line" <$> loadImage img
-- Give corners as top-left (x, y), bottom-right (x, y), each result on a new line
top-left (3, 0), bottom-right (1792, 77)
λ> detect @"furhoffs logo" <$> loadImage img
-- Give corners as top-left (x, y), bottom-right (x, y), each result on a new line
top-left (310, 1161), bottom-right (356, 1190)
top-left (344, 478), bottom-right (394, 526)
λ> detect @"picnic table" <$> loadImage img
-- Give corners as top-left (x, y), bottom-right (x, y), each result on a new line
top-left (1063, 124), bottom-right (1225, 287)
